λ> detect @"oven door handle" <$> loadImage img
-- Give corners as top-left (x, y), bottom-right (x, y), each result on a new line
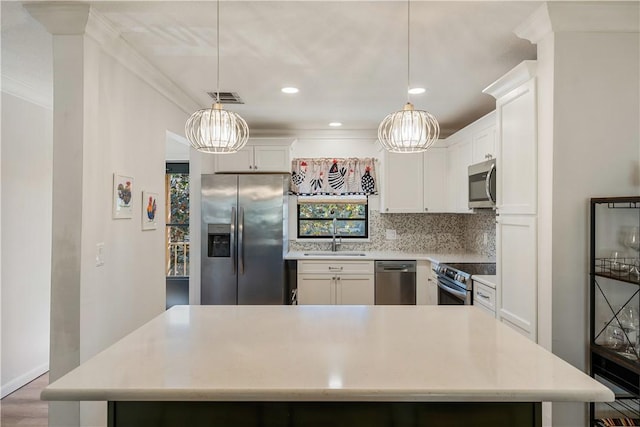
top-left (437, 280), bottom-right (468, 300)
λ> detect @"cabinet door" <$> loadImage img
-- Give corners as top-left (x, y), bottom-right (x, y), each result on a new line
top-left (215, 147), bottom-right (253, 172)
top-left (423, 148), bottom-right (448, 213)
top-left (497, 214), bottom-right (537, 341)
top-left (472, 125), bottom-right (496, 164)
top-left (496, 79), bottom-right (537, 214)
top-left (253, 146), bottom-right (290, 172)
top-left (426, 272), bottom-right (438, 306)
top-left (337, 275), bottom-right (374, 305)
top-left (382, 151), bottom-right (424, 213)
top-left (297, 275), bottom-right (334, 305)
top-left (447, 139), bottom-right (473, 213)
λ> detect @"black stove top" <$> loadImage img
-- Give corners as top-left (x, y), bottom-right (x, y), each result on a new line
top-left (444, 263), bottom-right (496, 276)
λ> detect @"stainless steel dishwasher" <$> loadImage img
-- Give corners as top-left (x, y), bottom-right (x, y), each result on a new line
top-left (374, 261), bottom-right (416, 305)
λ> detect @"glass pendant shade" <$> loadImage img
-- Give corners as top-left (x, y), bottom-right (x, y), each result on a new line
top-left (378, 102), bottom-right (440, 153)
top-left (185, 103), bottom-right (249, 153)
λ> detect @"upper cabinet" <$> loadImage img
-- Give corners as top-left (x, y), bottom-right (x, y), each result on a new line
top-left (444, 111), bottom-right (496, 213)
top-left (381, 143), bottom-right (449, 213)
top-left (215, 139), bottom-right (295, 173)
top-left (483, 62), bottom-right (537, 215)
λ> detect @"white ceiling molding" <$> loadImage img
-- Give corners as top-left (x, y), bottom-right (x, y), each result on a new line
top-left (1, 74), bottom-right (53, 110)
top-left (23, 3), bottom-right (90, 35)
top-left (516, 2), bottom-right (639, 44)
top-left (483, 60), bottom-right (537, 101)
top-left (24, 2), bottom-right (200, 116)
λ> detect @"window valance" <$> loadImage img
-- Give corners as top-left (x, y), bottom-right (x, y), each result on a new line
top-left (290, 158), bottom-right (378, 195)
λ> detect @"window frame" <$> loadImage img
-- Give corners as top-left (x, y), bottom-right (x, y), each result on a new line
top-left (296, 200), bottom-right (369, 240)
top-left (165, 162), bottom-right (190, 277)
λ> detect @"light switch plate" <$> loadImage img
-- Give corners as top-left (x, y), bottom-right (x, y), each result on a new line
top-left (96, 243), bottom-right (105, 267)
top-left (385, 229), bottom-right (397, 240)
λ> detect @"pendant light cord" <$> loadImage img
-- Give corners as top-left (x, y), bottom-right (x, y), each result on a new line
top-left (406, 0), bottom-right (410, 104)
top-left (216, 0), bottom-right (220, 104)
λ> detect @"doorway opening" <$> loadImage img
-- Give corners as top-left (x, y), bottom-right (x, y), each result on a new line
top-left (165, 162), bottom-right (190, 309)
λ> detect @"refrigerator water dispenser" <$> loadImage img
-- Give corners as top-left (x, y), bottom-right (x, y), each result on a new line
top-left (207, 224), bottom-right (231, 257)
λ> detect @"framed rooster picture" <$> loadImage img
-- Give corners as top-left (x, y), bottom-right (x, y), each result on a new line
top-left (141, 191), bottom-right (158, 230)
top-left (113, 173), bottom-right (134, 219)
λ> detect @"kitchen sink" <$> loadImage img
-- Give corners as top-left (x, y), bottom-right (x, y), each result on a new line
top-left (302, 252), bottom-right (367, 257)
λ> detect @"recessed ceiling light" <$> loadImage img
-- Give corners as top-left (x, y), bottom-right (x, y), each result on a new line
top-left (408, 87), bottom-right (426, 95)
top-left (281, 87), bottom-right (299, 94)
top-left (329, 122), bottom-right (342, 127)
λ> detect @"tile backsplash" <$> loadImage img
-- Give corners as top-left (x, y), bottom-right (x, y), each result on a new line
top-left (289, 210), bottom-right (496, 259)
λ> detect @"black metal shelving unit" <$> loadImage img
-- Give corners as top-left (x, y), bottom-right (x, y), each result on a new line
top-left (589, 197), bottom-right (640, 426)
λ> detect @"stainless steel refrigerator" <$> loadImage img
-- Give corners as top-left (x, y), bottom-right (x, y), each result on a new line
top-left (201, 173), bottom-right (289, 304)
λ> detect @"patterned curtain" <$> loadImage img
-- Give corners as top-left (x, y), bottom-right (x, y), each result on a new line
top-left (290, 158), bottom-right (378, 195)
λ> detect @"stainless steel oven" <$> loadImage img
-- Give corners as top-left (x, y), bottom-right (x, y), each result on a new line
top-left (468, 158), bottom-right (496, 209)
top-left (434, 263), bottom-right (496, 306)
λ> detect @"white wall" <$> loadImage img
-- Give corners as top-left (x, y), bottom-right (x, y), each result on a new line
top-left (0, 92), bottom-right (53, 397)
top-left (77, 34), bottom-right (190, 427)
top-left (0, 1), bottom-right (54, 398)
top-left (550, 31), bottom-right (639, 427)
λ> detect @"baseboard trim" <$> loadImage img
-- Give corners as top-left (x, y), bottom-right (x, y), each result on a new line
top-left (1, 363), bottom-right (49, 398)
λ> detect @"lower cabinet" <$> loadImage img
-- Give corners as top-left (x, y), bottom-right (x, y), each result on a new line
top-left (297, 260), bottom-right (374, 305)
top-left (496, 214), bottom-right (537, 340)
top-left (473, 280), bottom-right (496, 317)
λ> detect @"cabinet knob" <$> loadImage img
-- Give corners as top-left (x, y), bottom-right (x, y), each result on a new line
top-left (249, 165), bottom-right (253, 169)
top-left (386, 208), bottom-right (389, 212)
top-left (254, 165), bottom-right (258, 170)
top-left (424, 208), bottom-right (428, 212)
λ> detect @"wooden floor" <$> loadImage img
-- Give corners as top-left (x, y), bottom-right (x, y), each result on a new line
top-left (1, 373), bottom-right (49, 427)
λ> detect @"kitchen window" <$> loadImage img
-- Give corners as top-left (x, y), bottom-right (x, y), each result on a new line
top-left (297, 196), bottom-right (368, 239)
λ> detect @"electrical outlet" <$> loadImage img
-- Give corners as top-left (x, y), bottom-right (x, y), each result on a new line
top-left (386, 229), bottom-right (397, 240)
top-left (96, 243), bottom-right (105, 267)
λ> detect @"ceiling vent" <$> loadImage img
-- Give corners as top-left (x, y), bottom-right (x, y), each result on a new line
top-left (206, 91), bottom-right (244, 104)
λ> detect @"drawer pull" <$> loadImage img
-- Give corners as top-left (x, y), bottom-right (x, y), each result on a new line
top-left (477, 291), bottom-right (490, 299)
top-left (328, 266), bottom-right (344, 271)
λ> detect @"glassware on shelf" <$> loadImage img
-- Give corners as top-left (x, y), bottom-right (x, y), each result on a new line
top-left (623, 226), bottom-right (640, 279)
top-left (619, 305), bottom-right (639, 359)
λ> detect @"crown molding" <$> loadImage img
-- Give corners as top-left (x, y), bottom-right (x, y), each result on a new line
top-left (483, 60), bottom-right (537, 100)
top-left (1, 74), bottom-right (53, 110)
top-left (23, 3), bottom-right (90, 35)
top-left (24, 2), bottom-right (200, 116)
top-left (516, 2), bottom-right (639, 44)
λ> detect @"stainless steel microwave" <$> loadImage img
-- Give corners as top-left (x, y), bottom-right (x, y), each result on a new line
top-left (468, 158), bottom-right (496, 209)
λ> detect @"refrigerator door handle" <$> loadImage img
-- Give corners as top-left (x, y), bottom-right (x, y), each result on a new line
top-left (239, 207), bottom-right (245, 275)
top-left (230, 207), bottom-right (237, 274)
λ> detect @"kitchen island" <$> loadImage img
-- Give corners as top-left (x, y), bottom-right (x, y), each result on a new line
top-left (42, 305), bottom-right (613, 426)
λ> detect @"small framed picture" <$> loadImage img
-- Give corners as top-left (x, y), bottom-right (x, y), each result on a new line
top-left (113, 173), bottom-right (134, 219)
top-left (141, 191), bottom-right (159, 230)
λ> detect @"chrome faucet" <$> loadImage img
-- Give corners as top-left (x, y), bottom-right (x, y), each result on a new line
top-left (331, 217), bottom-right (342, 252)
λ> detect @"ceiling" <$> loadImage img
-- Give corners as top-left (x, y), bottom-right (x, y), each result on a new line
top-left (6, 1), bottom-right (541, 137)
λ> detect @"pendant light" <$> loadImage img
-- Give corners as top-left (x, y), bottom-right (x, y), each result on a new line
top-left (378, 0), bottom-right (439, 153)
top-left (185, 0), bottom-right (249, 153)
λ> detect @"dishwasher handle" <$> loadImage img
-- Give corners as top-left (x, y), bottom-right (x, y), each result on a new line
top-left (375, 261), bottom-right (417, 273)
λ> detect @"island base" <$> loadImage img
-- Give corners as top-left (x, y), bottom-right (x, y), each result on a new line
top-left (108, 401), bottom-right (541, 427)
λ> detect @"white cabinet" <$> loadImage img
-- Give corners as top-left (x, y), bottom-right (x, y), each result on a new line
top-left (496, 214), bottom-right (537, 340)
top-left (446, 138), bottom-right (473, 213)
top-left (484, 62), bottom-right (537, 215)
top-left (426, 265), bottom-right (438, 306)
top-left (423, 148), bottom-right (448, 213)
top-left (381, 151), bottom-right (424, 213)
top-left (484, 61), bottom-right (538, 342)
top-left (381, 146), bottom-right (448, 213)
top-left (471, 125), bottom-right (496, 164)
top-left (473, 280), bottom-right (496, 317)
top-left (215, 141), bottom-right (292, 173)
top-left (297, 260), bottom-right (374, 305)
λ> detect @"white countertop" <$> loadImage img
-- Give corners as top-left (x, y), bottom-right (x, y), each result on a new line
top-left (42, 305), bottom-right (613, 403)
top-left (286, 251), bottom-right (494, 264)
top-left (472, 275), bottom-right (498, 289)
